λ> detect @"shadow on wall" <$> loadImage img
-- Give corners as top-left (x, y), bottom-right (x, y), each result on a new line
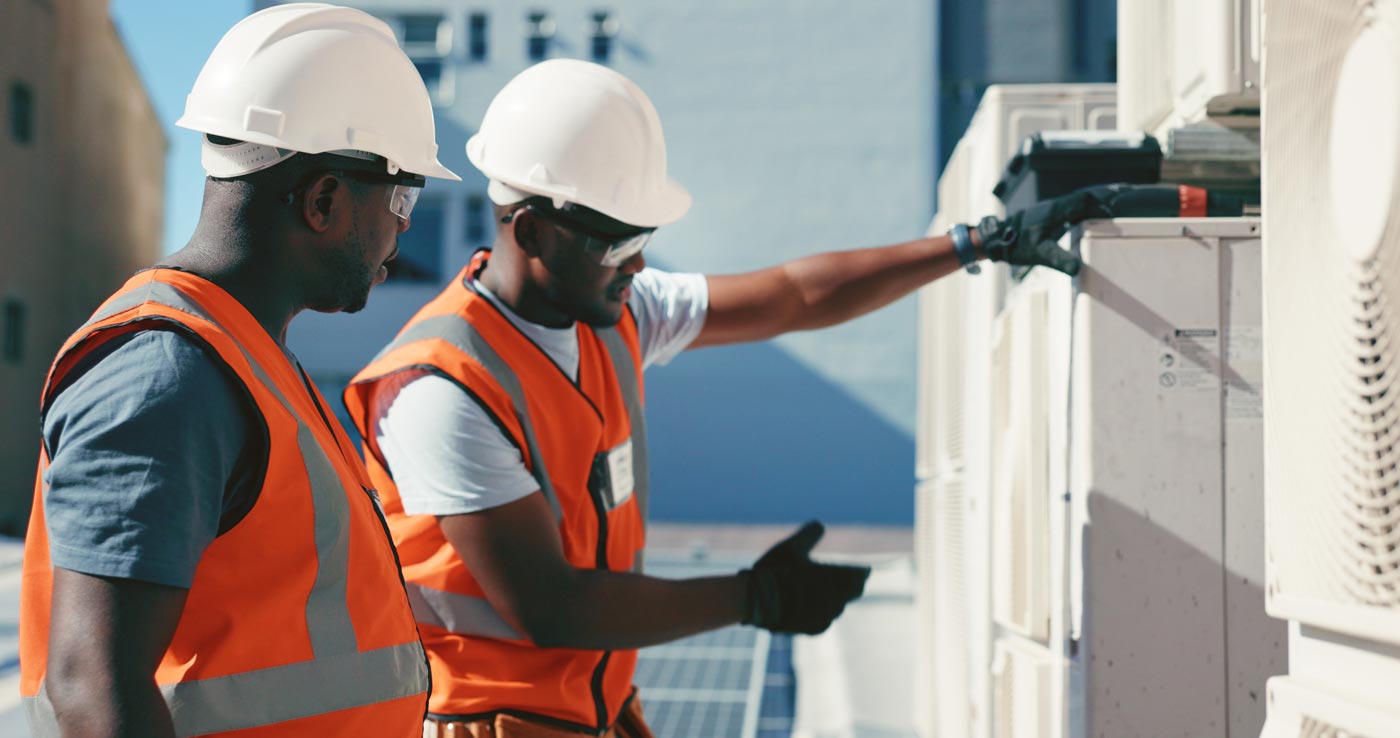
top-left (644, 339), bottom-right (914, 525)
top-left (1079, 493), bottom-right (1284, 737)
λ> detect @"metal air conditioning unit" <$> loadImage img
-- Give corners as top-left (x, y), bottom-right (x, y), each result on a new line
top-left (986, 217), bottom-right (1282, 738)
top-left (1260, 0), bottom-right (1400, 733)
top-left (1118, 0), bottom-right (1260, 137)
top-left (915, 84), bottom-right (1116, 738)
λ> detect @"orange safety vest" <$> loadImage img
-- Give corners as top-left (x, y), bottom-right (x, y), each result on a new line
top-left (344, 251), bottom-right (649, 732)
top-left (20, 269), bottom-right (431, 738)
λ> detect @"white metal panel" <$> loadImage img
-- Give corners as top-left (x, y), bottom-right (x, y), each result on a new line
top-left (1117, 0), bottom-right (1260, 135)
top-left (1220, 233), bottom-right (1278, 737)
top-left (933, 473), bottom-right (973, 738)
top-left (991, 637), bottom-right (1059, 738)
top-left (1286, 619), bottom-right (1400, 715)
top-left (913, 480), bottom-right (939, 738)
top-left (1117, 1), bottom-right (1173, 136)
top-left (991, 290), bottom-right (1052, 642)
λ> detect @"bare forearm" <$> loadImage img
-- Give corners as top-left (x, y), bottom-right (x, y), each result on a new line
top-left (777, 235), bottom-right (963, 331)
top-left (48, 671), bottom-right (176, 738)
top-left (698, 232), bottom-right (978, 347)
top-left (47, 570), bottom-right (185, 738)
top-left (529, 570), bottom-right (748, 650)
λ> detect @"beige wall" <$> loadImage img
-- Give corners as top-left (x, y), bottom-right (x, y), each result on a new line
top-left (0, 0), bottom-right (165, 535)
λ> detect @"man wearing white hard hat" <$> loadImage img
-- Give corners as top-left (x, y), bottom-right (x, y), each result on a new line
top-left (19, 5), bottom-right (458, 738)
top-left (346, 59), bottom-right (1117, 737)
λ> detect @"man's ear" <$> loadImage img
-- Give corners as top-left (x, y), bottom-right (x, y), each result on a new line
top-left (509, 208), bottom-right (545, 258)
top-left (301, 174), bottom-right (343, 233)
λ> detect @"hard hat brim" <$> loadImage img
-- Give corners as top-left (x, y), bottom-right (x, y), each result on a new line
top-left (468, 135), bottom-right (689, 228)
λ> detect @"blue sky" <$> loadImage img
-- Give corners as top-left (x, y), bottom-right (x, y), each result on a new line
top-left (110, 1), bottom-right (251, 255)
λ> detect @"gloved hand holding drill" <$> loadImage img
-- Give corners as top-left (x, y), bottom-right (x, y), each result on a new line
top-left (740, 521), bottom-right (871, 635)
top-left (974, 183), bottom-right (1245, 276)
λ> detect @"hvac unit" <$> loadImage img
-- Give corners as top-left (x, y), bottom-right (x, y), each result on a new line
top-left (991, 636), bottom-right (1059, 738)
top-left (1118, 0), bottom-right (1260, 137)
top-left (916, 84), bottom-right (1118, 738)
top-left (920, 84), bottom-right (1119, 477)
top-left (913, 479), bottom-right (940, 738)
top-left (916, 264), bottom-right (967, 481)
top-left (987, 218), bottom-right (1282, 738)
top-left (1260, 677), bottom-right (1400, 738)
top-left (990, 292), bottom-right (1051, 643)
top-left (958, 85), bottom-right (1119, 222)
top-left (1262, 0), bottom-right (1400, 731)
top-left (920, 83), bottom-right (1120, 500)
top-left (920, 473), bottom-right (978, 738)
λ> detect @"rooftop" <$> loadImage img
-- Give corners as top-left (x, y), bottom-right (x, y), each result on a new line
top-left (0, 525), bottom-right (913, 738)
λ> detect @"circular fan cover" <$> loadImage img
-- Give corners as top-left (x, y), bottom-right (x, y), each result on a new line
top-left (1266, 0), bottom-right (1400, 616)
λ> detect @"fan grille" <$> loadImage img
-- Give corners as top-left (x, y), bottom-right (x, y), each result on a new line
top-left (1265, 0), bottom-right (1400, 625)
top-left (1300, 715), bottom-right (1375, 738)
top-left (1327, 258), bottom-right (1400, 605)
top-left (934, 475), bottom-right (972, 738)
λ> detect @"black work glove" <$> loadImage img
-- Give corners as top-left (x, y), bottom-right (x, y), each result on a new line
top-left (740, 521), bottom-right (871, 635)
top-left (976, 184), bottom-right (1248, 276)
top-left (974, 184), bottom-right (1123, 276)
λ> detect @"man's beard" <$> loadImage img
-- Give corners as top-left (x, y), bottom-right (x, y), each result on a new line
top-left (312, 229), bottom-right (379, 314)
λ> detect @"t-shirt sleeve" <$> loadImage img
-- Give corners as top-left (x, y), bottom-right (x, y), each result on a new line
top-left (626, 268), bottom-right (709, 369)
top-left (373, 371), bottom-right (540, 516)
top-left (41, 329), bottom-right (252, 589)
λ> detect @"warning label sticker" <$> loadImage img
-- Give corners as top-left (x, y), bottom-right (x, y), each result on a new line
top-left (1224, 326), bottom-right (1263, 421)
top-left (1158, 328), bottom-right (1219, 392)
top-left (1154, 326), bottom-right (1264, 421)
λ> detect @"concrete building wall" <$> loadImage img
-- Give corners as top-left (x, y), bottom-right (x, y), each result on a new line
top-left (0, 0), bottom-right (165, 535)
top-left (262, 0), bottom-right (935, 524)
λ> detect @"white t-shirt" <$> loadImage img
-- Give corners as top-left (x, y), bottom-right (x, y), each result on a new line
top-left (373, 268), bottom-right (709, 515)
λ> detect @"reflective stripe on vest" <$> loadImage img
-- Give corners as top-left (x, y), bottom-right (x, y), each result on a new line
top-left (23, 277), bottom-right (428, 737)
top-left (371, 313), bottom-right (566, 523)
top-left (595, 325), bottom-right (649, 541)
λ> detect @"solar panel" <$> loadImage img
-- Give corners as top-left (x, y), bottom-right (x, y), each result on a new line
top-left (637, 557), bottom-right (794, 738)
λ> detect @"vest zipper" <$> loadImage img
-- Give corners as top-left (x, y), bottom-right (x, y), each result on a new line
top-left (362, 483), bottom-right (434, 715)
top-left (589, 464), bottom-right (613, 730)
top-left (298, 367), bottom-right (433, 711)
top-left (590, 650), bottom-right (613, 731)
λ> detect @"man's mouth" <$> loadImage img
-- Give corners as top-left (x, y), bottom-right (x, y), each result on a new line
top-left (608, 278), bottom-right (633, 301)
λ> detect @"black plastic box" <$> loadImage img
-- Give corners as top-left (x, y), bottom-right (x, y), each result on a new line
top-left (993, 131), bottom-right (1163, 212)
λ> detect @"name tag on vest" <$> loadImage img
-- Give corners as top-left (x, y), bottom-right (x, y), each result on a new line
top-left (590, 438), bottom-right (635, 512)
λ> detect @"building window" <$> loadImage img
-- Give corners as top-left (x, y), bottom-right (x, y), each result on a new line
top-left (3, 300), bottom-right (25, 363)
top-left (469, 13), bottom-right (488, 61)
top-left (526, 11), bottom-right (555, 61)
top-left (10, 82), bottom-right (33, 145)
top-left (590, 11), bottom-right (619, 63)
top-left (415, 60), bottom-right (443, 93)
top-left (396, 14), bottom-right (451, 105)
top-left (400, 14), bottom-right (450, 55)
top-left (389, 199), bottom-right (444, 283)
top-left (466, 194), bottom-right (488, 245)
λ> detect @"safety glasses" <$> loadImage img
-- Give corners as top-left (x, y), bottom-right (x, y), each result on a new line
top-left (384, 183), bottom-right (422, 221)
top-left (525, 204), bottom-right (655, 267)
top-left (283, 167), bottom-right (425, 222)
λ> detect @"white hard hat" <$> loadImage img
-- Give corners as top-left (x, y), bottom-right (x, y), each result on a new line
top-left (177, 3), bottom-right (460, 181)
top-left (466, 59), bottom-right (690, 228)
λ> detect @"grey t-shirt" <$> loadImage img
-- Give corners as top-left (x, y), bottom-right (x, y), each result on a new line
top-left (41, 328), bottom-right (265, 588)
